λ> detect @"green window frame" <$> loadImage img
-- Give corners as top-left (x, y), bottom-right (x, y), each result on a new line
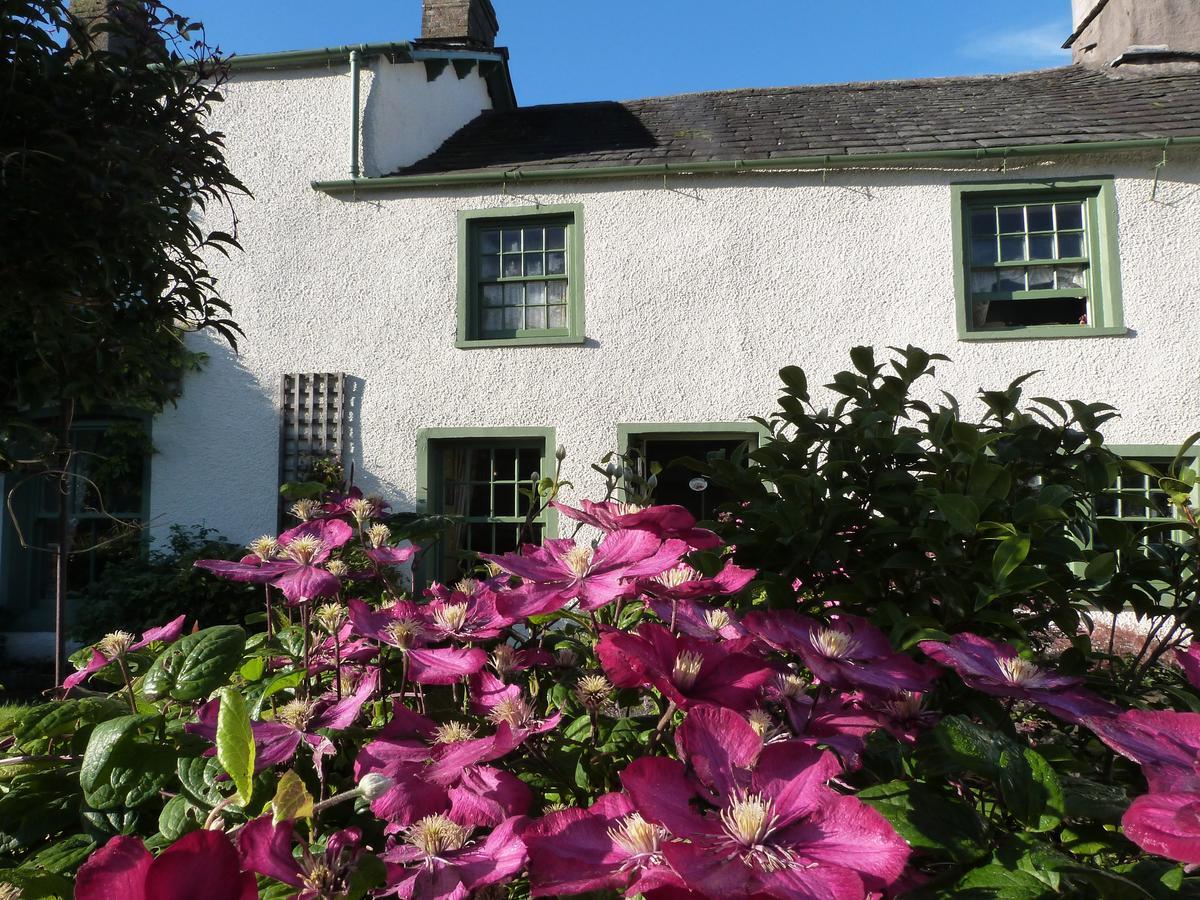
top-left (952, 178), bottom-right (1125, 341)
top-left (415, 427), bottom-right (558, 582)
top-left (616, 421), bottom-right (768, 519)
top-left (456, 205), bottom-right (585, 348)
top-left (1100, 444), bottom-right (1200, 547)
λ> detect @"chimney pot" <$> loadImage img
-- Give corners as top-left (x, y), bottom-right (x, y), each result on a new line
top-left (421, 0), bottom-right (499, 49)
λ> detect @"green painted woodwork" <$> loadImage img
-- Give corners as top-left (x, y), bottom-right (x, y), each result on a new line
top-left (1102, 444), bottom-right (1200, 547)
top-left (616, 421), bottom-right (769, 454)
top-left (456, 205), bottom-right (585, 349)
top-left (951, 178), bottom-right (1125, 341)
top-left (311, 138), bottom-right (1199, 194)
top-left (415, 427), bottom-right (557, 582)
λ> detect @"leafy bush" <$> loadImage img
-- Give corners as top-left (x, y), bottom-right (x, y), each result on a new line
top-left (72, 526), bottom-right (259, 644)
top-left (0, 348), bottom-right (1198, 899)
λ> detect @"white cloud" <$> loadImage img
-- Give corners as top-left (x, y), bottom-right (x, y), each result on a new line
top-left (959, 21), bottom-right (1072, 66)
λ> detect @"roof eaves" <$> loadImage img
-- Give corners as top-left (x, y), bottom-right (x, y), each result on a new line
top-left (1064, 0), bottom-right (1111, 49)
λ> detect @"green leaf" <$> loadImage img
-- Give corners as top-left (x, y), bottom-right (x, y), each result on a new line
top-left (143, 625), bottom-right (245, 701)
top-left (999, 747), bottom-right (1064, 832)
top-left (1061, 777), bottom-right (1129, 823)
top-left (992, 534), bottom-right (1030, 583)
top-left (216, 687), bottom-right (255, 805)
top-left (0, 866), bottom-right (71, 899)
top-left (177, 756), bottom-right (226, 807)
top-left (1084, 552), bottom-right (1117, 582)
top-left (79, 715), bottom-right (143, 800)
top-left (270, 770), bottom-right (314, 824)
top-left (157, 794), bottom-right (202, 842)
top-left (931, 715), bottom-right (1005, 775)
top-left (935, 494), bottom-right (981, 535)
top-left (21, 834), bottom-right (95, 875)
top-left (849, 345), bottom-right (876, 375)
top-left (779, 365), bottom-right (808, 399)
top-left (13, 698), bottom-right (125, 745)
top-left (949, 863), bottom-right (1056, 898)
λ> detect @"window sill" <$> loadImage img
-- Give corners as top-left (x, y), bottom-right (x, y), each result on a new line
top-left (956, 325), bottom-right (1128, 342)
top-left (456, 334), bottom-right (587, 349)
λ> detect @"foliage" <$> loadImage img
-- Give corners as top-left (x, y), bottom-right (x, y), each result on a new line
top-left (0, 349), bottom-right (1198, 898)
top-left (72, 525), bottom-right (259, 644)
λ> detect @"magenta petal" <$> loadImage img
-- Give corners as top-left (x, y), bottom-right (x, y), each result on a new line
top-left (776, 793), bottom-right (910, 890)
top-left (252, 722), bottom-right (304, 770)
top-left (378, 702), bottom-right (439, 741)
top-left (524, 793), bottom-right (636, 897)
top-left (1123, 791), bottom-right (1200, 865)
top-left (133, 614), bottom-right (187, 650)
top-left (659, 843), bottom-right (757, 895)
top-left (193, 558), bottom-right (286, 584)
top-left (449, 766), bottom-right (532, 827)
top-left (237, 816), bottom-right (304, 887)
top-left (144, 829), bottom-right (258, 900)
top-left (63, 648), bottom-right (109, 690)
top-left (273, 564), bottom-right (341, 603)
top-left (279, 517), bottom-right (354, 554)
top-left (367, 544), bottom-right (417, 567)
top-left (371, 767), bottom-right (452, 825)
top-left (450, 816), bottom-right (529, 893)
top-left (676, 705), bottom-right (762, 799)
top-left (1178, 645), bottom-right (1200, 692)
top-left (407, 647), bottom-right (488, 685)
top-left (311, 669), bottom-right (378, 731)
top-left (751, 741), bottom-right (843, 825)
top-left (75, 835), bottom-right (152, 900)
top-left (620, 756), bottom-right (712, 837)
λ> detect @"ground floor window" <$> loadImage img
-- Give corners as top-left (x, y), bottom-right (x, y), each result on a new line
top-left (1, 419), bottom-right (148, 630)
top-left (1099, 445), bottom-right (1199, 549)
top-left (416, 427), bottom-right (556, 581)
top-left (616, 422), bottom-right (764, 522)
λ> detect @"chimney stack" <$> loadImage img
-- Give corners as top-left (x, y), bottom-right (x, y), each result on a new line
top-left (69, 0), bottom-right (154, 55)
top-left (1066, 0), bottom-right (1200, 73)
top-left (420, 0), bottom-right (499, 49)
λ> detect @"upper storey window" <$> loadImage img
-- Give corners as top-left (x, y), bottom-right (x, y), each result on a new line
top-left (953, 180), bottom-right (1125, 340)
top-left (457, 205), bottom-right (585, 348)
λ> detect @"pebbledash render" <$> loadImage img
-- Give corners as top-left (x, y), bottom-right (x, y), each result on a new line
top-left (4, 0), bottom-right (1200, 657)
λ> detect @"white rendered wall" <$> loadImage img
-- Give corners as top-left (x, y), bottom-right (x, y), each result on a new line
top-left (148, 70), bottom-right (1200, 548)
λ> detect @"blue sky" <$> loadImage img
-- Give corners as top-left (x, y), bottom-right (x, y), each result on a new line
top-left (171, 1), bottom-right (1074, 106)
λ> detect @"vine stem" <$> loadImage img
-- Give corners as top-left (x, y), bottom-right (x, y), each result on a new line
top-left (0, 754), bottom-right (76, 767)
top-left (116, 656), bottom-right (138, 714)
top-left (650, 701), bottom-right (677, 748)
top-left (203, 793), bottom-right (239, 830)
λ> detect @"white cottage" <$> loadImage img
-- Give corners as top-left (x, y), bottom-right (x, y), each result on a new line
top-left (4, 0), bottom-right (1200, 658)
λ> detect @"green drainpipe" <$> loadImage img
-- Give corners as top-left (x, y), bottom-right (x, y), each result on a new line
top-left (349, 49), bottom-right (362, 179)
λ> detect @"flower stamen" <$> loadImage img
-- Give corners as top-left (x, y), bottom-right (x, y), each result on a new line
top-left (672, 650), bottom-right (704, 690)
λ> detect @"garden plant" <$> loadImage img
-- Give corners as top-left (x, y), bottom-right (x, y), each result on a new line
top-left (0, 347), bottom-right (1199, 898)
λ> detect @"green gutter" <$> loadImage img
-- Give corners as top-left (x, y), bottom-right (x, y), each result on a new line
top-left (311, 136), bottom-right (1200, 194)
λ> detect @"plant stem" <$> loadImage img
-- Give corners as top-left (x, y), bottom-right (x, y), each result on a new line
top-left (0, 754), bottom-right (76, 767)
top-left (651, 701), bottom-right (677, 748)
top-left (116, 656), bottom-right (138, 714)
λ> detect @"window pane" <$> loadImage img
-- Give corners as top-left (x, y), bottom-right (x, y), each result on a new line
top-left (1027, 267), bottom-right (1055, 290)
top-left (524, 254), bottom-right (544, 276)
top-left (482, 284), bottom-right (503, 306)
top-left (983, 297), bottom-right (1087, 327)
top-left (493, 448), bottom-right (517, 478)
top-left (470, 449), bottom-right (490, 481)
top-left (546, 251), bottom-right (566, 275)
top-left (547, 281), bottom-right (567, 303)
top-left (1056, 265), bottom-right (1086, 289)
top-left (1028, 235), bottom-right (1055, 260)
top-left (970, 209), bottom-right (996, 236)
top-left (548, 305), bottom-right (567, 328)
top-left (1057, 232), bottom-right (1084, 258)
top-left (526, 306), bottom-right (546, 330)
top-left (468, 523), bottom-right (493, 553)
top-left (996, 268), bottom-right (1026, 292)
top-left (482, 309), bottom-right (502, 332)
top-left (526, 282), bottom-right (546, 305)
top-left (503, 283), bottom-right (524, 306)
top-left (480, 256), bottom-right (500, 279)
top-left (469, 483), bottom-right (490, 516)
top-left (1027, 205), bottom-right (1054, 232)
top-left (971, 238), bottom-right (997, 265)
top-left (518, 448), bottom-right (541, 480)
top-left (971, 270), bottom-right (998, 293)
top-left (504, 306), bottom-right (522, 330)
top-left (502, 230), bottom-right (522, 253)
top-left (494, 485), bottom-right (515, 517)
top-left (545, 226), bottom-right (566, 250)
top-left (1056, 203), bottom-right (1084, 229)
top-left (998, 208), bottom-right (1024, 233)
top-left (479, 230), bottom-right (500, 254)
top-left (523, 228), bottom-right (544, 251)
top-left (503, 255), bottom-right (522, 277)
top-left (999, 236), bottom-right (1026, 261)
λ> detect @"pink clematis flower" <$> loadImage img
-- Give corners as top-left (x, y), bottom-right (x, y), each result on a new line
top-left (355, 702), bottom-right (532, 830)
top-left (380, 814), bottom-right (528, 900)
top-left (348, 599), bottom-right (487, 684)
top-left (640, 559), bottom-right (756, 603)
top-left (418, 587), bottom-right (516, 643)
top-left (523, 792), bottom-right (686, 897)
top-left (1123, 791), bottom-right (1200, 865)
top-left (552, 499), bottom-right (723, 550)
top-left (646, 596), bottom-right (750, 641)
top-left (74, 830), bottom-right (257, 900)
top-left (468, 671), bottom-right (562, 739)
top-left (483, 531), bottom-right (687, 615)
top-left (620, 705), bottom-right (910, 898)
top-left (748, 611), bottom-right (933, 697)
top-left (63, 615), bottom-right (187, 690)
top-left (920, 632), bottom-right (1116, 723)
top-left (1086, 709), bottom-right (1200, 792)
top-left (239, 817), bottom-right (366, 898)
top-left (597, 623), bottom-right (775, 711)
top-left (767, 681), bottom-right (885, 769)
top-left (187, 669), bottom-right (377, 773)
top-left (195, 518), bottom-right (353, 604)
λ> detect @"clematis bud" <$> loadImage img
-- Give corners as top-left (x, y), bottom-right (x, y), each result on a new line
top-left (357, 773), bottom-right (394, 801)
top-left (555, 444), bottom-right (567, 462)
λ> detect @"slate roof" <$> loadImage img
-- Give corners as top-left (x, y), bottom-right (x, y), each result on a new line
top-left (394, 66), bottom-right (1200, 176)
